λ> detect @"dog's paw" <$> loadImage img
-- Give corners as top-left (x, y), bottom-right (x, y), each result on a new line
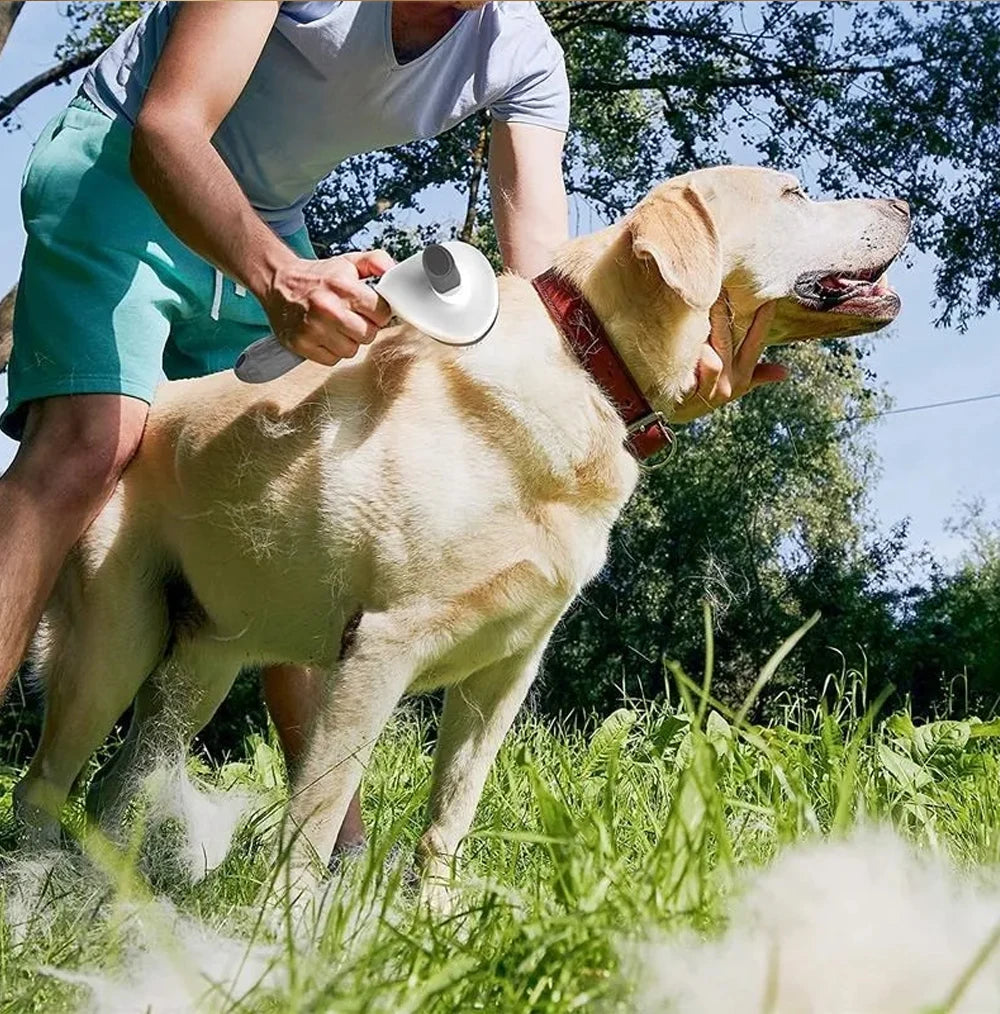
top-left (9, 786), bottom-right (62, 854)
top-left (418, 876), bottom-right (458, 916)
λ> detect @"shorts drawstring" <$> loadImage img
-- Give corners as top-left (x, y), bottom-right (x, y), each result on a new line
top-left (210, 272), bottom-right (248, 321)
top-left (210, 269), bottom-right (223, 322)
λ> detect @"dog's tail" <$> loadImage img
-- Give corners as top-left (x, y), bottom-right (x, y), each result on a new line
top-left (0, 284), bottom-right (14, 374)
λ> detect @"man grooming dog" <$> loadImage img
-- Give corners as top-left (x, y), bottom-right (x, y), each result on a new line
top-left (1, 1), bottom-right (784, 849)
top-left (13, 165), bottom-right (910, 908)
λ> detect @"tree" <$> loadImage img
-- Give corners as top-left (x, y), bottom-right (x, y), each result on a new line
top-left (2, 3), bottom-right (998, 737)
top-left (5, 3), bottom-right (1000, 323)
top-left (895, 506), bottom-right (1000, 714)
top-left (0, 2), bottom-right (25, 57)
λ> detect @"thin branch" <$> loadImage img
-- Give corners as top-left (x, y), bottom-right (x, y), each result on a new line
top-left (577, 60), bottom-right (924, 96)
top-left (546, 2), bottom-right (626, 39)
top-left (553, 13), bottom-right (813, 57)
top-left (1, 46), bottom-right (104, 122)
top-left (568, 18), bottom-right (766, 44)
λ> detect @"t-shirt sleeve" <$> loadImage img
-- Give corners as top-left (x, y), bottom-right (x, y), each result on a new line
top-left (489, 35), bottom-right (570, 133)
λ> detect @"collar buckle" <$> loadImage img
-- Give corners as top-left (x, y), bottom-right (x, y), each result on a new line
top-left (625, 411), bottom-right (665, 436)
top-left (626, 412), bottom-right (677, 469)
top-left (642, 426), bottom-right (678, 470)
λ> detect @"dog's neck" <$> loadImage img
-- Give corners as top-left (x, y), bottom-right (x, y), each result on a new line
top-left (551, 226), bottom-right (712, 415)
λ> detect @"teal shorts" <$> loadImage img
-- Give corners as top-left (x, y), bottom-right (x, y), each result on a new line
top-left (2, 95), bottom-right (314, 441)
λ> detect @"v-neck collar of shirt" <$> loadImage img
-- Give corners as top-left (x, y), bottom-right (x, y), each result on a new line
top-left (382, 1), bottom-right (476, 71)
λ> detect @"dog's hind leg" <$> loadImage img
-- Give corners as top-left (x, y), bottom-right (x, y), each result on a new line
top-left (84, 676), bottom-right (173, 837)
top-left (13, 552), bottom-right (169, 849)
top-left (86, 633), bottom-right (242, 839)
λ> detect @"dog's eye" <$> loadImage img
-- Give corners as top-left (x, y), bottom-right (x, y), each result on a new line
top-left (783, 185), bottom-right (808, 201)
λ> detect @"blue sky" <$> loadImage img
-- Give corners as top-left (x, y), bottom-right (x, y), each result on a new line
top-left (1, 3), bottom-right (997, 565)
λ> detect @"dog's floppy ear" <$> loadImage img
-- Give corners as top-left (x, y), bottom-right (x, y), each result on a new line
top-left (628, 184), bottom-right (723, 311)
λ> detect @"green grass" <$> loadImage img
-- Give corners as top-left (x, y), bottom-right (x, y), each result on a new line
top-left (3, 621), bottom-right (1000, 1012)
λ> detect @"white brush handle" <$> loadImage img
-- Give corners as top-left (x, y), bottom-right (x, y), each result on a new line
top-left (234, 335), bottom-right (305, 384)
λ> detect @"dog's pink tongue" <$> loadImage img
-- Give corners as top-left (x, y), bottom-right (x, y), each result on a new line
top-left (820, 274), bottom-right (855, 292)
top-left (821, 273), bottom-right (889, 297)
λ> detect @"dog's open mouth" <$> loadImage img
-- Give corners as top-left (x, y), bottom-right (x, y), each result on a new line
top-left (793, 264), bottom-right (901, 321)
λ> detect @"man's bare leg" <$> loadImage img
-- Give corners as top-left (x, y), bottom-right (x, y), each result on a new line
top-left (0, 394), bottom-right (149, 699)
top-left (261, 663), bottom-right (366, 849)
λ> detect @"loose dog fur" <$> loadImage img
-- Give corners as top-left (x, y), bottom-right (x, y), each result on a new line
top-left (12, 167), bottom-right (910, 901)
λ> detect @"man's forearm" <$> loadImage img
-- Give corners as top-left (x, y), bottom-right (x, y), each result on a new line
top-left (130, 118), bottom-right (296, 301)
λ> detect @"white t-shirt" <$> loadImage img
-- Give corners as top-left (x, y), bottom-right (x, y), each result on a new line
top-left (82, 1), bottom-right (570, 235)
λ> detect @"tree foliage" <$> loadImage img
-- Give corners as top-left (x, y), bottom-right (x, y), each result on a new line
top-left (896, 507), bottom-right (1000, 713)
top-left (2, 2), bottom-right (998, 752)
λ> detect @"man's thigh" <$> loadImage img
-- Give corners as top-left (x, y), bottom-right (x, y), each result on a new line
top-left (10, 393), bottom-right (150, 494)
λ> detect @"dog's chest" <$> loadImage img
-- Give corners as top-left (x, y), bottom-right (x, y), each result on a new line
top-left (402, 524), bottom-right (613, 695)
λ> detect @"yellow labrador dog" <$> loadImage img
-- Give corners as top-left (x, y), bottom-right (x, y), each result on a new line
top-left (14, 167), bottom-right (909, 898)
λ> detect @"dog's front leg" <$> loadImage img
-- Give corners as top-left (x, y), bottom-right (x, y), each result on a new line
top-left (283, 615), bottom-right (419, 888)
top-left (417, 641), bottom-right (548, 911)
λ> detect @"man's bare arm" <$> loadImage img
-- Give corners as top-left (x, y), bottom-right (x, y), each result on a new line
top-left (489, 121), bottom-right (569, 278)
top-left (131, 2), bottom-right (290, 299)
top-left (131, 2), bottom-right (390, 365)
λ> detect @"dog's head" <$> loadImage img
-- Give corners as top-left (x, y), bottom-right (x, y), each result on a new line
top-left (576, 166), bottom-right (910, 408)
top-left (627, 165), bottom-right (909, 342)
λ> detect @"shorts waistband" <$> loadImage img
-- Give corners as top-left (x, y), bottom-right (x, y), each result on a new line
top-left (65, 90), bottom-right (132, 155)
top-left (69, 93), bottom-right (106, 116)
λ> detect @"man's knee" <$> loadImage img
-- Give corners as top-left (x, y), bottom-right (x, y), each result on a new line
top-left (8, 394), bottom-right (148, 510)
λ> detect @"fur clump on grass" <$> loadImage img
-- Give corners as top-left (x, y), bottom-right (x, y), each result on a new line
top-left (629, 828), bottom-right (1000, 1013)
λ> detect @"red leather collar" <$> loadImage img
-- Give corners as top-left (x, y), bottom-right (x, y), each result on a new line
top-left (532, 269), bottom-right (675, 463)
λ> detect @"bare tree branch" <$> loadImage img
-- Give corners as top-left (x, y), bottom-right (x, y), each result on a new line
top-left (0, 1), bottom-right (25, 58)
top-left (578, 60), bottom-right (925, 96)
top-left (1, 45), bottom-right (103, 122)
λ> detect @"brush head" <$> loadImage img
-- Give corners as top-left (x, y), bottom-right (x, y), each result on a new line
top-left (375, 241), bottom-right (499, 346)
top-left (234, 241), bottom-right (499, 384)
